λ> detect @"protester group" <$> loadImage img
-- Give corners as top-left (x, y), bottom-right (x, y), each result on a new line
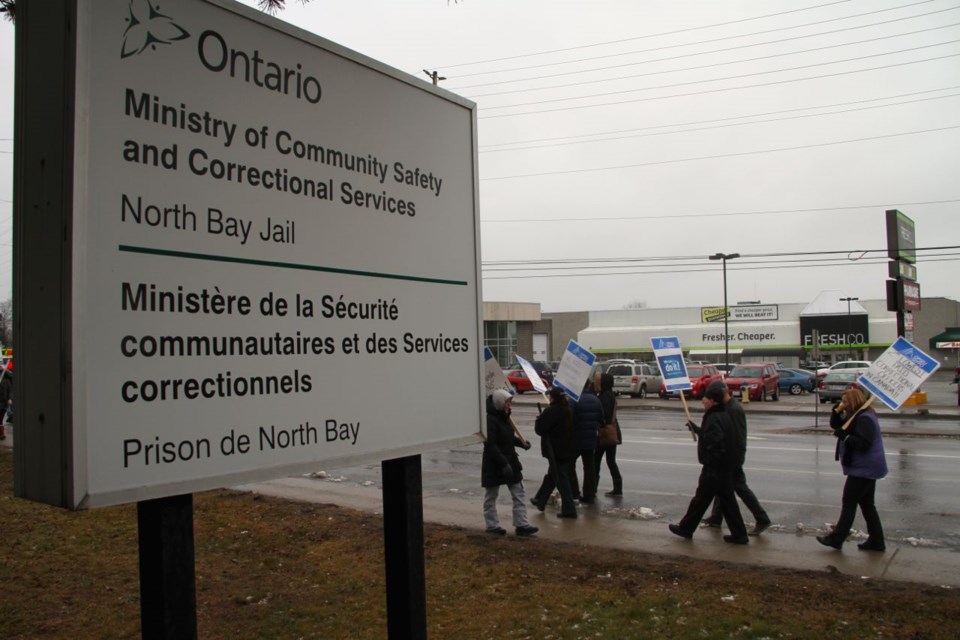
top-left (482, 372), bottom-right (888, 553)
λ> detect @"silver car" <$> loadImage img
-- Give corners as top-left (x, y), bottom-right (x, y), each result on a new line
top-left (816, 371), bottom-right (871, 404)
top-left (607, 362), bottom-right (662, 398)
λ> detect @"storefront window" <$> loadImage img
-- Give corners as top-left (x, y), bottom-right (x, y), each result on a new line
top-left (484, 321), bottom-right (517, 368)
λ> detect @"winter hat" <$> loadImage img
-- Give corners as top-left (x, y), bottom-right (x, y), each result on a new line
top-left (492, 388), bottom-right (513, 410)
top-left (704, 380), bottom-right (727, 404)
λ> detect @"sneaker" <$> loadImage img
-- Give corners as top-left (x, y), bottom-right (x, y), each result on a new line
top-left (515, 525), bottom-right (539, 536)
top-left (857, 540), bottom-right (886, 552)
top-left (723, 535), bottom-right (749, 545)
top-left (750, 520), bottom-right (772, 536)
top-left (816, 535), bottom-right (843, 550)
top-left (668, 524), bottom-right (692, 539)
top-left (486, 527), bottom-right (506, 536)
top-left (701, 517), bottom-right (722, 528)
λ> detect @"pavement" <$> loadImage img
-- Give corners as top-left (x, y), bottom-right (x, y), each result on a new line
top-left (3, 377), bottom-right (959, 589)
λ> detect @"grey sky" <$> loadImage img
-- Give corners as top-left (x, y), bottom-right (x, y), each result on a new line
top-left (2, 0), bottom-right (958, 312)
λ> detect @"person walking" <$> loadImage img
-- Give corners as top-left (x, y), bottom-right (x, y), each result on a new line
top-left (668, 384), bottom-right (749, 544)
top-left (531, 387), bottom-right (579, 519)
top-left (817, 388), bottom-right (888, 552)
top-left (481, 389), bottom-right (539, 537)
top-left (595, 373), bottom-right (623, 497)
top-left (0, 361), bottom-right (11, 441)
top-left (568, 381), bottom-right (603, 505)
top-left (701, 380), bottom-right (771, 534)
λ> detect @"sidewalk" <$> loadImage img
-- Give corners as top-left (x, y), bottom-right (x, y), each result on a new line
top-left (246, 475), bottom-right (960, 589)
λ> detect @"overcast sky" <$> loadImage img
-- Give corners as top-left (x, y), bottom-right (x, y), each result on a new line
top-left (1, 0), bottom-right (958, 313)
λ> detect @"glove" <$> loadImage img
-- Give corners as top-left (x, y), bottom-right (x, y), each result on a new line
top-left (686, 421), bottom-right (697, 431)
top-left (501, 465), bottom-right (514, 482)
top-left (522, 440), bottom-right (532, 450)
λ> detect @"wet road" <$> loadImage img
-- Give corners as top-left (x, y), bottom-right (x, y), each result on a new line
top-left (324, 402), bottom-right (960, 551)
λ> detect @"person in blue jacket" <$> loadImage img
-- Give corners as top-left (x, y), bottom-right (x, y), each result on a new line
top-left (817, 388), bottom-right (888, 552)
top-left (568, 380), bottom-right (603, 504)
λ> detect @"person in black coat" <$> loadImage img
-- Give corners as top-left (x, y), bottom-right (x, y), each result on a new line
top-left (531, 387), bottom-right (578, 518)
top-left (0, 363), bottom-right (11, 441)
top-left (701, 380), bottom-right (771, 534)
top-left (481, 389), bottom-right (539, 536)
top-left (595, 373), bottom-right (623, 496)
top-left (668, 384), bottom-right (749, 544)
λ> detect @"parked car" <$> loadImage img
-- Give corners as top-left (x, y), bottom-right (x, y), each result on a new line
top-left (816, 360), bottom-right (873, 379)
top-left (658, 363), bottom-right (723, 399)
top-left (816, 370), bottom-right (871, 403)
top-left (607, 362), bottom-right (662, 398)
top-left (503, 367), bottom-right (549, 394)
top-left (802, 360), bottom-right (829, 371)
top-left (778, 368), bottom-right (817, 395)
top-left (724, 363), bottom-right (781, 402)
top-left (715, 363), bottom-right (737, 377)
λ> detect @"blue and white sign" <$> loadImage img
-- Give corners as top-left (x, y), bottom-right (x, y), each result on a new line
top-left (554, 340), bottom-right (596, 402)
top-left (651, 336), bottom-right (691, 392)
top-left (484, 348), bottom-right (512, 397)
top-left (515, 354), bottom-right (548, 395)
top-left (858, 337), bottom-right (940, 410)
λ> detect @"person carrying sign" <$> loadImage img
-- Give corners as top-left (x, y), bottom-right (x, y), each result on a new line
top-left (531, 387), bottom-right (578, 519)
top-left (668, 384), bottom-right (749, 544)
top-left (481, 390), bottom-right (539, 537)
top-left (816, 388), bottom-right (888, 552)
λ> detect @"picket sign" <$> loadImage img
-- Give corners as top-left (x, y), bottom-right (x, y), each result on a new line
top-left (650, 337), bottom-right (696, 441)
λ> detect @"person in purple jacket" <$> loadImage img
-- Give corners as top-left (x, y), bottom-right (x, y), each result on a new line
top-left (817, 388), bottom-right (888, 552)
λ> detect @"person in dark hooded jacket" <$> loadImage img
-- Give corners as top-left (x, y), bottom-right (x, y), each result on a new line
top-left (531, 387), bottom-right (578, 518)
top-left (481, 389), bottom-right (539, 536)
top-left (0, 362), bottom-right (11, 441)
top-left (595, 373), bottom-right (623, 496)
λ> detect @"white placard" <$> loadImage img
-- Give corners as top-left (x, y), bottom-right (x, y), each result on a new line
top-left (858, 337), bottom-right (940, 410)
top-left (650, 336), bottom-right (691, 392)
top-left (483, 348), bottom-right (511, 396)
top-left (63, 0), bottom-right (482, 507)
top-left (553, 341), bottom-right (595, 402)
top-left (515, 354), bottom-right (547, 395)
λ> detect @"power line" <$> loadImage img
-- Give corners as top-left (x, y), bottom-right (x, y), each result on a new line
top-left (480, 39), bottom-right (960, 111)
top-left (478, 86), bottom-right (960, 149)
top-left (451, 4), bottom-right (960, 87)
top-left (431, 0), bottom-right (865, 71)
top-left (480, 92), bottom-right (960, 154)
top-left (482, 125), bottom-right (960, 181)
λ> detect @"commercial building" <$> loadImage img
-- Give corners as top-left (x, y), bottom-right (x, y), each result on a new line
top-left (484, 292), bottom-right (960, 371)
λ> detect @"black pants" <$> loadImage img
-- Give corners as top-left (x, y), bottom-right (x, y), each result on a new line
top-left (709, 465), bottom-right (768, 524)
top-left (829, 475), bottom-right (884, 543)
top-left (532, 457), bottom-right (577, 516)
top-left (569, 449), bottom-right (597, 500)
top-left (594, 444), bottom-right (622, 491)
top-left (677, 466), bottom-right (747, 538)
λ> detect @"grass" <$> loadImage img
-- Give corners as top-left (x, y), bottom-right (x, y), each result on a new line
top-left (1, 447), bottom-right (958, 639)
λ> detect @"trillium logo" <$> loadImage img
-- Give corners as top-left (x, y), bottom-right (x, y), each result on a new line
top-left (121, 0), bottom-right (190, 58)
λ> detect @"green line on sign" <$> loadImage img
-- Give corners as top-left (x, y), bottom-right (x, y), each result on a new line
top-left (119, 245), bottom-right (469, 286)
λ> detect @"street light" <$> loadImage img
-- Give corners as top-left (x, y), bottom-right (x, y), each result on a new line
top-left (709, 253), bottom-right (740, 371)
top-left (840, 296), bottom-right (859, 358)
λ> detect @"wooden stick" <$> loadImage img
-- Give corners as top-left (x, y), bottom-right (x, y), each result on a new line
top-left (509, 416), bottom-right (529, 447)
top-left (840, 395), bottom-right (876, 431)
top-left (679, 391), bottom-right (697, 441)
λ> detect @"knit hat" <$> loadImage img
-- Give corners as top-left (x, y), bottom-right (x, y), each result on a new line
top-left (492, 388), bottom-right (513, 410)
top-left (704, 380), bottom-right (727, 404)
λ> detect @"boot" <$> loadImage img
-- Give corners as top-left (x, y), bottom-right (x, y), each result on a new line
top-left (605, 478), bottom-right (622, 497)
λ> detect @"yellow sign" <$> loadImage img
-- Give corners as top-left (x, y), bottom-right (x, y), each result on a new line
top-left (701, 307), bottom-right (729, 323)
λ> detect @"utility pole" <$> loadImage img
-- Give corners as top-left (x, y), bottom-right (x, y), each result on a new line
top-left (422, 69), bottom-right (446, 86)
top-left (839, 296), bottom-right (859, 359)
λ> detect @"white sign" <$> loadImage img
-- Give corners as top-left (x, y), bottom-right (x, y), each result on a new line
top-left (553, 341), bottom-right (595, 402)
top-left (651, 336), bottom-right (691, 392)
top-left (59, 0), bottom-right (482, 508)
top-left (858, 338), bottom-right (941, 410)
top-left (936, 342), bottom-right (960, 349)
top-left (483, 348), bottom-right (511, 396)
top-left (515, 355), bottom-right (548, 395)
